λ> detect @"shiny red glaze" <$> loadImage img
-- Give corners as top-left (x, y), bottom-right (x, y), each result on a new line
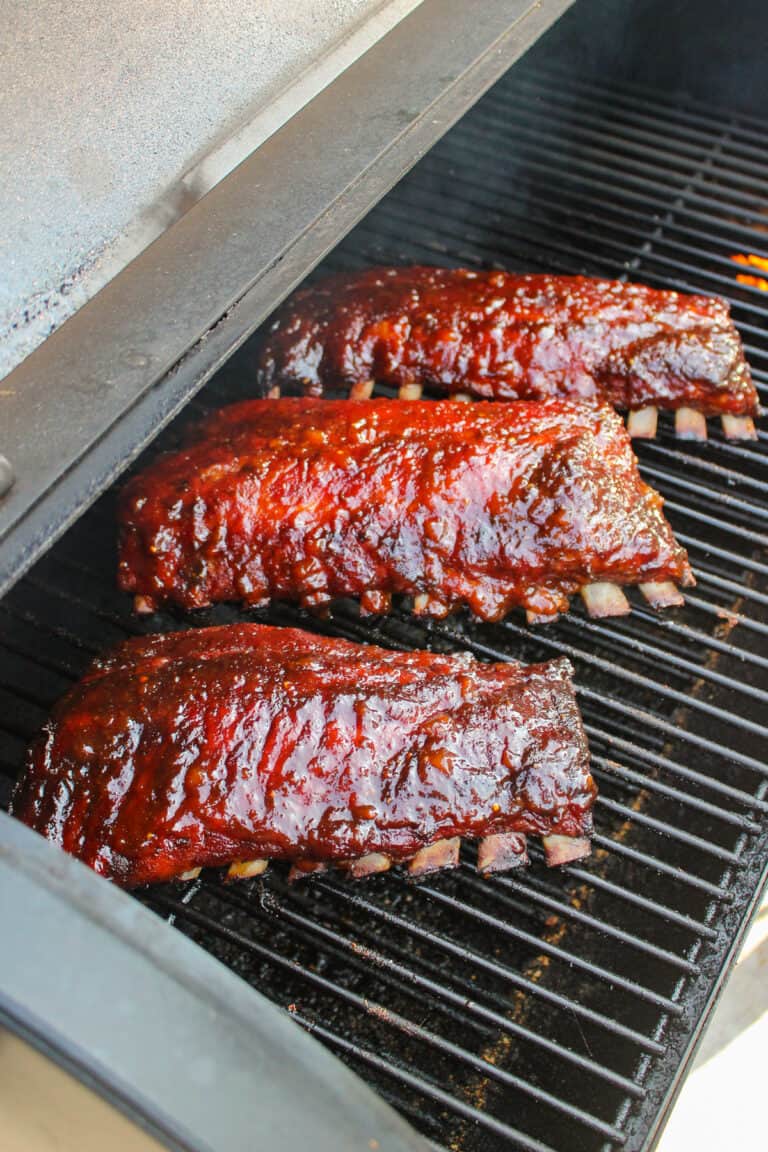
top-left (257, 266), bottom-right (757, 415)
top-left (117, 398), bottom-right (693, 620)
top-left (11, 624), bottom-right (594, 887)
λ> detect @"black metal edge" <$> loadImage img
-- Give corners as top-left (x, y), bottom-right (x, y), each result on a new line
top-left (0, 812), bottom-right (430, 1152)
top-left (635, 844), bottom-right (768, 1152)
top-left (0, 0), bottom-right (574, 598)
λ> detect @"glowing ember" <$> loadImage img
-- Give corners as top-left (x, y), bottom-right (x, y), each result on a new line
top-left (731, 253), bottom-right (768, 291)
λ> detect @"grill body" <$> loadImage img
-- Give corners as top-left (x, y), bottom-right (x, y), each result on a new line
top-left (2, 16), bottom-right (768, 1152)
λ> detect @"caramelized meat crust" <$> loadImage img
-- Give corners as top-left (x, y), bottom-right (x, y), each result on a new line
top-left (117, 398), bottom-right (693, 621)
top-left (11, 624), bottom-right (594, 887)
top-left (257, 267), bottom-right (757, 416)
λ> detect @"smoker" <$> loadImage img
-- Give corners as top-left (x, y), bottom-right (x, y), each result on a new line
top-left (1, 2), bottom-right (767, 1150)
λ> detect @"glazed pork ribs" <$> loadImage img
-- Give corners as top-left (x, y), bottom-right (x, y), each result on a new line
top-left (256, 266), bottom-right (758, 440)
top-left (118, 397), bottom-right (694, 623)
top-left (11, 624), bottom-right (595, 887)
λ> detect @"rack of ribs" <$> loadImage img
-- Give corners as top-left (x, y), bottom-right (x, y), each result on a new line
top-left (118, 397), bottom-right (694, 623)
top-left (11, 624), bottom-right (595, 887)
top-left (256, 266), bottom-right (758, 440)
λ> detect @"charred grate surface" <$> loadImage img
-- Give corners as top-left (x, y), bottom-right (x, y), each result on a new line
top-left (2, 61), bottom-right (768, 1152)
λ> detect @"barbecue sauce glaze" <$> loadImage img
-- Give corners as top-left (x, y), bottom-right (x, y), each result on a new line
top-left (118, 398), bottom-right (693, 620)
top-left (12, 624), bottom-right (594, 887)
top-left (257, 267), bottom-right (757, 415)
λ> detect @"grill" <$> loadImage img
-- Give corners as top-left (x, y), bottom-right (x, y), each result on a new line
top-left (2, 54), bottom-right (768, 1152)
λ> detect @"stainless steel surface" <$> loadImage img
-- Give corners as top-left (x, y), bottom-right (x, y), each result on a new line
top-left (0, 0), bottom-right (423, 379)
top-left (0, 0), bottom-right (573, 599)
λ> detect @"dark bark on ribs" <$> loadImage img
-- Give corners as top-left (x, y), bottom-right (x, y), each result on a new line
top-left (117, 397), bottom-right (693, 621)
top-left (256, 267), bottom-right (757, 417)
top-left (11, 624), bottom-right (594, 888)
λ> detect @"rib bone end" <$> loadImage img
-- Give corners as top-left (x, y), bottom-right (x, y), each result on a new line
top-left (542, 835), bottom-right (591, 867)
top-left (399, 382), bottom-right (423, 400)
top-left (721, 414), bottom-right (757, 440)
top-left (345, 853), bottom-right (392, 879)
top-left (288, 861), bottom-right (328, 883)
top-left (413, 593), bottom-right (451, 618)
top-left (478, 833), bottom-right (529, 876)
top-left (526, 608), bottom-right (560, 626)
top-left (227, 859), bottom-right (269, 880)
top-left (408, 837), bottom-right (460, 877)
top-left (580, 582), bottom-right (631, 618)
top-left (349, 379), bottom-right (374, 401)
top-left (449, 391), bottom-right (473, 402)
top-left (627, 407), bottom-right (658, 438)
top-left (178, 867), bottom-right (202, 881)
top-left (675, 408), bottom-right (708, 440)
top-left (639, 580), bottom-right (684, 608)
top-left (134, 595), bottom-right (157, 615)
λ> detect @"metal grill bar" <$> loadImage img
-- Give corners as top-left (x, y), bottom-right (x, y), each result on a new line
top-left (488, 80), bottom-right (768, 178)
top-left (150, 895), bottom-right (563, 1152)
top-left (222, 888), bottom-right (628, 1141)
top-left (461, 872), bottom-right (701, 970)
top-left (386, 155), bottom-right (768, 324)
top-left (513, 67), bottom-right (768, 147)
top-left (595, 799), bottom-right (739, 866)
top-left (481, 95), bottom-right (768, 203)
top-left (297, 1018), bottom-right (561, 1152)
top-left (590, 758), bottom-right (760, 836)
top-left (310, 875), bottom-right (682, 1032)
top-left (265, 883), bottom-right (666, 1053)
top-left (560, 616), bottom-right (768, 702)
top-left (689, 570), bottom-right (768, 608)
top-left (586, 727), bottom-right (766, 813)
top-left (393, 159), bottom-right (768, 314)
top-left (407, 885), bottom-right (682, 1013)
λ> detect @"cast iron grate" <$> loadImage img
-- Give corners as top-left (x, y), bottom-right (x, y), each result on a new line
top-left (1, 60), bottom-right (768, 1152)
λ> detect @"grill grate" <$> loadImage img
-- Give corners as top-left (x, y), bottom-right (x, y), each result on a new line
top-left (2, 59), bottom-right (768, 1152)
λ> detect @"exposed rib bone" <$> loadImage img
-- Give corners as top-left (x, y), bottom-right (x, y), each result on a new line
top-left (627, 406), bottom-right (658, 439)
top-left (408, 837), bottom-right (460, 877)
top-left (449, 391), bottom-right (473, 402)
top-left (639, 580), bottom-right (684, 608)
top-left (267, 385), bottom-right (281, 399)
top-left (399, 382), bottom-right (423, 400)
top-left (178, 867), bottom-right (202, 881)
top-left (288, 861), bottom-right (328, 883)
top-left (542, 835), bottom-right (591, 867)
top-left (526, 609), bottom-right (560, 626)
top-left (675, 407), bottom-right (708, 440)
top-left (580, 582), bottom-right (631, 618)
top-left (360, 590), bottom-right (392, 616)
top-left (721, 414), bottom-right (757, 440)
top-left (345, 853), bottom-right (392, 879)
top-left (413, 593), bottom-right (451, 618)
top-left (349, 379), bottom-right (375, 400)
top-left (134, 595), bottom-right (157, 615)
top-left (477, 833), bottom-right (529, 876)
top-left (227, 859), bottom-right (269, 879)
